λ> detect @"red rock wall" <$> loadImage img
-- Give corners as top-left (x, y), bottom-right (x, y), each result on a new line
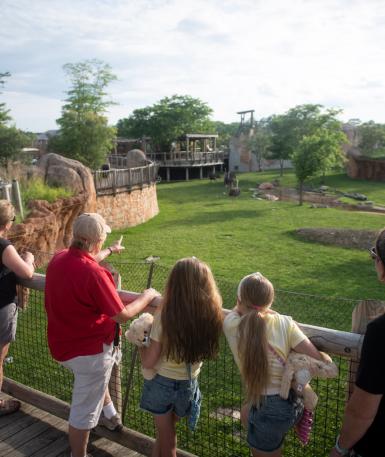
top-left (96, 183), bottom-right (159, 229)
top-left (9, 193), bottom-right (89, 267)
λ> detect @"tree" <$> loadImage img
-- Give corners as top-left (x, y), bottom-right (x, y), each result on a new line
top-left (0, 72), bottom-right (31, 166)
top-left (0, 72), bottom-right (11, 126)
top-left (357, 121), bottom-right (385, 158)
top-left (117, 95), bottom-right (214, 151)
top-left (50, 59), bottom-right (117, 169)
top-left (269, 104), bottom-right (344, 176)
top-left (293, 128), bottom-right (346, 205)
top-left (248, 119), bottom-right (272, 171)
top-left (213, 121), bottom-right (238, 150)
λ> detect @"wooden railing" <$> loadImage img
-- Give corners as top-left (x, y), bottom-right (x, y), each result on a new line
top-left (4, 272), bottom-right (366, 457)
top-left (146, 151), bottom-right (225, 166)
top-left (93, 163), bottom-right (158, 196)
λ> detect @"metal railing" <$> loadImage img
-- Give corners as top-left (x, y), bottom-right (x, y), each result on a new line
top-left (5, 261), bottom-right (362, 457)
top-left (93, 164), bottom-right (158, 196)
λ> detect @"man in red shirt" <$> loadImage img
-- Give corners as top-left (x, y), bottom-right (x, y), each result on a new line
top-left (45, 213), bottom-right (159, 457)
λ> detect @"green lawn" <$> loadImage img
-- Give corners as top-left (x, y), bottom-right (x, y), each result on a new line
top-left (107, 170), bottom-right (385, 301)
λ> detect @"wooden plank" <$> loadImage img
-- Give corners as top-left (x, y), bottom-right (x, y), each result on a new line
top-left (3, 379), bottom-right (196, 457)
top-left (0, 400), bottom-right (40, 430)
top-left (6, 415), bottom-right (66, 457)
top-left (0, 407), bottom-right (45, 440)
top-left (90, 436), bottom-right (144, 457)
top-left (0, 410), bottom-right (53, 454)
top-left (30, 433), bottom-right (70, 457)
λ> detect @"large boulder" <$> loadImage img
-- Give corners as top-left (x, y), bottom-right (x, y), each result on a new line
top-left (125, 149), bottom-right (148, 168)
top-left (37, 153), bottom-right (96, 211)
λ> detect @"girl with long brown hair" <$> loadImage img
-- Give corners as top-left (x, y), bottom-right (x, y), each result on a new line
top-left (223, 272), bottom-right (323, 457)
top-left (139, 257), bottom-right (223, 457)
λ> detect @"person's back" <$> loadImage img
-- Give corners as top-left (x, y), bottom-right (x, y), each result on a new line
top-left (139, 257), bottom-right (223, 457)
top-left (45, 246), bottom-right (123, 361)
top-left (224, 272), bottom-right (324, 457)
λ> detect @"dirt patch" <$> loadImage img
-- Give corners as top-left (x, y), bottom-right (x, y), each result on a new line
top-left (295, 228), bottom-right (378, 249)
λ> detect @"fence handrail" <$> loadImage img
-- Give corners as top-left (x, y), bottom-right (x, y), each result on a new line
top-left (18, 273), bottom-right (363, 359)
top-left (93, 163), bottom-right (158, 195)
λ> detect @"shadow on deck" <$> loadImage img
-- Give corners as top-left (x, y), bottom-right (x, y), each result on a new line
top-left (0, 394), bottom-right (143, 457)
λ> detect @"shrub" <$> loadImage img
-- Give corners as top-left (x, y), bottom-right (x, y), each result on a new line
top-left (21, 177), bottom-right (73, 206)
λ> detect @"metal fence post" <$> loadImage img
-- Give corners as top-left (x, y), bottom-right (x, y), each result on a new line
top-left (122, 256), bottom-right (160, 422)
top-left (12, 179), bottom-right (24, 219)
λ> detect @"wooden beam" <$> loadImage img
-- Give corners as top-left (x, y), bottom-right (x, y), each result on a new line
top-left (18, 275), bottom-right (364, 359)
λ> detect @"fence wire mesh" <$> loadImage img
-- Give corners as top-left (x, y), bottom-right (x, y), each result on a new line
top-left (5, 260), bottom-right (359, 457)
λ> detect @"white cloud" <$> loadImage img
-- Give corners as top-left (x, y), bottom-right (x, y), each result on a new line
top-left (2, 0), bottom-right (385, 130)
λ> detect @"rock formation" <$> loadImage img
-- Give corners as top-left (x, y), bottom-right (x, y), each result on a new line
top-left (9, 153), bottom-right (96, 267)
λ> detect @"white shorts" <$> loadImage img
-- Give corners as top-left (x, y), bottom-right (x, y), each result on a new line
top-left (60, 343), bottom-right (118, 430)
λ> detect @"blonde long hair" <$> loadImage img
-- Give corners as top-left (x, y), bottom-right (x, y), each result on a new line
top-left (237, 272), bottom-right (274, 406)
top-left (161, 257), bottom-right (223, 364)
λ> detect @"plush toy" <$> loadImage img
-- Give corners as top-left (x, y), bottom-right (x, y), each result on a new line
top-left (280, 351), bottom-right (338, 444)
top-left (124, 313), bottom-right (157, 380)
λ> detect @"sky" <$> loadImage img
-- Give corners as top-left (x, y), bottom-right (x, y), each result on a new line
top-left (1, 0), bottom-right (385, 132)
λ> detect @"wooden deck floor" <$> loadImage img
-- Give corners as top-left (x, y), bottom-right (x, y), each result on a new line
top-left (0, 395), bottom-right (144, 457)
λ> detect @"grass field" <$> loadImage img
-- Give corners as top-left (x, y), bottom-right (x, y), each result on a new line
top-left (107, 170), bottom-right (385, 302)
top-left (7, 169), bottom-right (381, 457)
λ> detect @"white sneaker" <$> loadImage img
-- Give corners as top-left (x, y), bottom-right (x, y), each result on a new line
top-left (98, 413), bottom-right (123, 431)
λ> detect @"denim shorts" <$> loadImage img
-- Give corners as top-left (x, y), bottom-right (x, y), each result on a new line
top-left (140, 374), bottom-right (200, 417)
top-left (247, 392), bottom-right (303, 452)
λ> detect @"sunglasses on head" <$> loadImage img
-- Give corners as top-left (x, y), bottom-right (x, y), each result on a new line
top-left (369, 247), bottom-right (379, 261)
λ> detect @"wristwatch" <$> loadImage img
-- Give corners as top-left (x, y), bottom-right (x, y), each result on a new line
top-left (335, 435), bottom-right (350, 456)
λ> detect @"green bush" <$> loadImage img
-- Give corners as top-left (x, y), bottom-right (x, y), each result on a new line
top-left (22, 177), bottom-right (73, 205)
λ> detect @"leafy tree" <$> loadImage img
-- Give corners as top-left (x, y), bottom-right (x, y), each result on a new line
top-left (357, 121), bottom-right (385, 158)
top-left (117, 95), bottom-right (214, 151)
top-left (0, 72), bottom-right (32, 166)
top-left (248, 119), bottom-right (272, 171)
top-left (0, 72), bottom-right (11, 126)
top-left (213, 121), bottom-right (239, 150)
top-left (269, 104), bottom-right (344, 176)
top-left (293, 128), bottom-right (346, 205)
top-left (50, 59), bottom-right (117, 169)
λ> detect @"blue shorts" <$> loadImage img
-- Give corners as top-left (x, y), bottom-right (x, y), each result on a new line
top-left (140, 374), bottom-right (200, 418)
top-left (247, 393), bottom-right (303, 452)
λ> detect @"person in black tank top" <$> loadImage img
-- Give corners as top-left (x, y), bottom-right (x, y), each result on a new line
top-left (0, 200), bottom-right (34, 416)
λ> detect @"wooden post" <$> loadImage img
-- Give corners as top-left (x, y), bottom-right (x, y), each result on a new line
top-left (199, 167), bottom-right (203, 179)
top-left (349, 300), bottom-right (385, 397)
top-left (2, 183), bottom-right (11, 201)
top-left (166, 168), bottom-right (170, 182)
top-left (112, 169), bottom-right (117, 195)
top-left (185, 168), bottom-right (189, 181)
top-left (12, 179), bottom-right (24, 219)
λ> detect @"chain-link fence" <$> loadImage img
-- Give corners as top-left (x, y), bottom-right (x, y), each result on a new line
top-left (5, 260), bottom-right (360, 457)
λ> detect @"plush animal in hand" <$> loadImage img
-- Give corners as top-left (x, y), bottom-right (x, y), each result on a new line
top-left (125, 313), bottom-right (157, 380)
top-left (280, 351), bottom-right (338, 409)
top-left (280, 351), bottom-right (338, 445)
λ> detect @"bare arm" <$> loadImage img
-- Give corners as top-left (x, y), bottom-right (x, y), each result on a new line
top-left (94, 236), bottom-right (125, 263)
top-left (2, 245), bottom-right (34, 279)
top-left (139, 339), bottom-right (162, 369)
top-left (293, 335), bottom-right (324, 361)
top-left (329, 386), bottom-right (382, 456)
top-left (112, 288), bottom-right (160, 324)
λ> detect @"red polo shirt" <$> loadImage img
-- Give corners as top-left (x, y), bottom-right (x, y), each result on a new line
top-left (45, 247), bottom-right (125, 361)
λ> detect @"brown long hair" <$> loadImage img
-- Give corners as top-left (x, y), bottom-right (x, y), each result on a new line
top-left (237, 273), bottom-right (274, 406)
top-left (161, 257), bottom-right (223, 364)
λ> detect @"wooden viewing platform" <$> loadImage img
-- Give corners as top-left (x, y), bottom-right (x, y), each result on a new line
top-left (0, 393), bottom-right (143, 457)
